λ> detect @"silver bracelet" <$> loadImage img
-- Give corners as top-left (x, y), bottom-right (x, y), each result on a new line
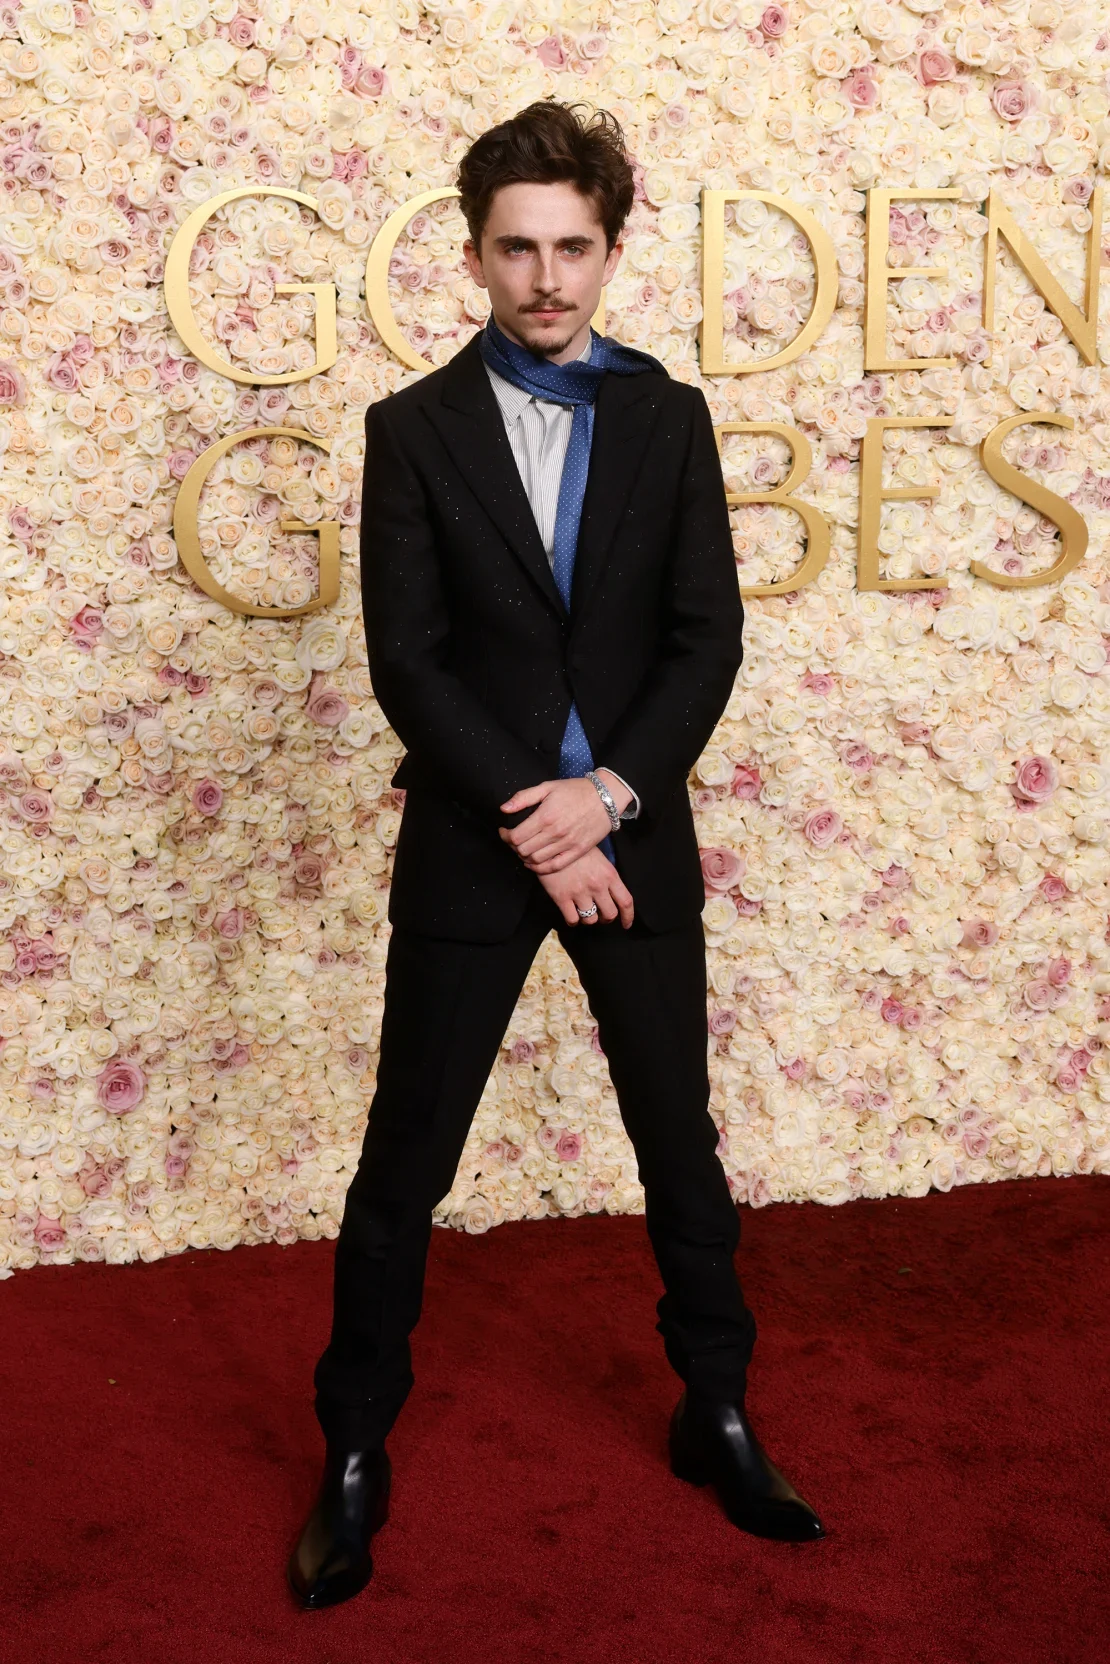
top-left (586, 769), bottom-right (621, 833)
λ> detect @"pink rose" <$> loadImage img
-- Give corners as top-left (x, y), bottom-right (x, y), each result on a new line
top-left (901, 1007), bottom-right (923, 1030)
top-left (1012, 755), bottom-right (1058, 804)
top-left (295, 854), bottom-right (325, 887)
top-left (192, 778), bottom-right (223, 816)
top-left (993, 81), bottom-right (1031, 121)
top-left (34, 1216), bottom-right (67, 1250)
top-left (962, 920), bottom-right (999, 947)
top-left (536, 35), bottom-right (566, 66)
top-left (881, 998), bottom-right (904, 1024)
top-left (801, 670), bottom-right (834, 696)
top-left (45, 351), bottom-right (78, 390)
top-left (1046, 956), bottom-right (1071, 987)
top-left (918, 47), bottom-right (954, 84)
top-left (19, 790), bottom-right (53, 822)
top-left (71, 606), bottom-right (103, 643)
top-left (700, 847), bottom-right (745, 892)
top-left (355, 64), bottom-right (386, 97)
top-left (555, 1131), bottom-right (582, 1162)
top-left (306, 685), bottom-right (350, 726)
top-left (1023, 979), bottom-right (1057, 1012)
top-left (168, 449), bottom-right (197, 480)
top-left (0, 360), bottom-right (25, 405)
top-left (708, 1007), bottom-right (737, 1035)
top-left (760, 5), bottom-right (788, 36)
top-left (844, 68), bottom-right (878, 109)
top-left (804, 808), bottom-right (843, 848)
top-left (215, 907), bottom-right (246, 939)
top-left (96, 1058), bottom-right (146, 1114)
top-left (1040, 874), bottom-right (1067, 902)
top-left (731, 764), bottom-right (762, 800)
top-left (783, 1057), bottom-right (806, 1080)
top-left (509, 1038), bottom-right (535, 1063)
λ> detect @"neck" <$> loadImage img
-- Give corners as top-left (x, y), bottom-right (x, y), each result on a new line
top-left (490, 310), bottom-right (593, 364)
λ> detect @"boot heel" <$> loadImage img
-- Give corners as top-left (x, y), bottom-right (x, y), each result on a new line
top-left (669, 1426), bottom-right (710, 1486)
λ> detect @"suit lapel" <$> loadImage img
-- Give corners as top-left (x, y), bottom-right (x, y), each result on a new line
top-left (570, 370), bottom-right (664, 623)
top-left (423, 335), bottom-right (566, 618)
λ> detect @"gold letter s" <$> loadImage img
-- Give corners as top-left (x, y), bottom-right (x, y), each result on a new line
top-left (972, 414), bottom-right (1088, 588)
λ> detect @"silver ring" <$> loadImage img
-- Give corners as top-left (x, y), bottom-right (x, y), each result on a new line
top-left (576, 904), bottom-right (598, 918)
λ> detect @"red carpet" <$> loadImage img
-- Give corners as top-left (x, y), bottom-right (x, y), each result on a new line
top-left (3, 1174), bottom-right (1108, 1664)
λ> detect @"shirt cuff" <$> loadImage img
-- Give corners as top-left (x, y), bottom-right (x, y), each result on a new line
top-left (600, 769), bottom-right (640, 820)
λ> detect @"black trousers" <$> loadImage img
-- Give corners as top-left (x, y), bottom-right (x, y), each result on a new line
top-left (313, 884), bottom-right (757, 1450)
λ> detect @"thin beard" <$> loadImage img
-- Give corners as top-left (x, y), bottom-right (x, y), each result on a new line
top-left (516, 312), bottom-right (578, 359)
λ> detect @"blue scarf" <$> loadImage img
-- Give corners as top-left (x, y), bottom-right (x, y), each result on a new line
top-left (480, 315), bottom-right (661, 865)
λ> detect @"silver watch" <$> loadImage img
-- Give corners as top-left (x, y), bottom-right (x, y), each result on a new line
top-left (586, 770), bottom-right (621, 833)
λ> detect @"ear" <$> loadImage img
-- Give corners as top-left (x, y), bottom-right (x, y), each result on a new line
top-left (462, 237), bottom-right (487, 289)
top-left (602, 236), bottom-right (624, 285)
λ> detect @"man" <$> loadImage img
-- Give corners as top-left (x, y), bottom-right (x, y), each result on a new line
top-left (288, 100), bottom-right (824, 1611)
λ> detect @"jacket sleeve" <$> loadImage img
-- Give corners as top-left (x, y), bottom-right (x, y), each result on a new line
top-left (595, 388), bottom-right (744, 821)
top-left (360, 399), bottom-right (549, 822)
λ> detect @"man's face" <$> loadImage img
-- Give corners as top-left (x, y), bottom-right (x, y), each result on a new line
top-left (463, 180), bottom-right (623, 362)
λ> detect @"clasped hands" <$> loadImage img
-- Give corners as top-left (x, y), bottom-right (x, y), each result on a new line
top-left (499, 772), bottom-right (634, 929)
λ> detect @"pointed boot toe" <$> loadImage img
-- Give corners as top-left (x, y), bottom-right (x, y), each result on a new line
top-left (669, 1390), bottom-right (825, 1544)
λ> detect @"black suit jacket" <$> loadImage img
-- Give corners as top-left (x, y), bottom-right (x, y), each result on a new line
top-left (360, 332), bottom-right (744, 942)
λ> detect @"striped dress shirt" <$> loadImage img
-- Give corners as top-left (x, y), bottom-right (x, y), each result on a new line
top-left (483, 331), bottom-right (641, 821)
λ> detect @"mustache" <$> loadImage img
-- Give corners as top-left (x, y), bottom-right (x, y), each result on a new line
top-left (519, 302), bottom-right (575, 314)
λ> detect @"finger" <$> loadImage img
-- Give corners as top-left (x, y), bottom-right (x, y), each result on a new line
top-left (525, 848), bottom-right (584, 875)
top-left (595, 890), bottom-right (619, 923)
top-left (575, 894), bottom-right (600, 925)
top-left (520, 834), bottom-right (572, 866)
top-left (512, 826), bottom-right (562, 859)
top-left (558, 896), bottom-right (580, 926)
top-left (610, 880), bottom-right (634, 928)
top-left (505, 813), bottom-right (560, 852)
top-left (500, 783), bottom-right (552, 813)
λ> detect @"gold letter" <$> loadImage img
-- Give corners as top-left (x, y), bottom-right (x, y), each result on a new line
top-left (164, 187), bottom-right (337, 385)
top-left (172, 427), bottom-right (340, 618)
top-left (858, 417), bottom-right (948, 591)
top-left (366, 186), bottom-right (604, 373)
top-left (864, 187), bottom-right (962, 372)
top-left (701, 190), bottom-right (838, 375)
top-left (982, 187), bottom-right (1102, 366)
top-left (715, 422), bottom-right (830, 596)
top-left (971, 413), bottom-right (1087, 588)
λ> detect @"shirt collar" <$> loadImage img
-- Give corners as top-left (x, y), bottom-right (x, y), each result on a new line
top-left (483, 327), bottom-right (593, 421)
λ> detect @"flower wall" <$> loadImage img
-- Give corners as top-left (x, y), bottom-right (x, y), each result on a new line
top-left (1, 0), bottom-right (1109, 1276)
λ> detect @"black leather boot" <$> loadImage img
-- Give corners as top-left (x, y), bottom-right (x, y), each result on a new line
top-left (287, 1442), bottom-right (392, 1609)
top-left (669, 1389), bottom-right (825, 1542)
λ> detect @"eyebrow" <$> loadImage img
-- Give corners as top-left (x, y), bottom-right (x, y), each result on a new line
top-left (491, 232), bottom-right (597, 249)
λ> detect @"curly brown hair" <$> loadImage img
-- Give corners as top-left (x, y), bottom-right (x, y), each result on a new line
top-left (456, 100), bottom-right (635, 251)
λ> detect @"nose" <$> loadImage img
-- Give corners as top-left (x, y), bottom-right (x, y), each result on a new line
top-left (533, 245), bottom-right (560, 293)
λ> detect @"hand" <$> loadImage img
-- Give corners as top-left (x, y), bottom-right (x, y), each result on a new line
top-left (537, 846), bottom-right (635, 928)
top-left (499, 771), bottom-right (632, 874)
